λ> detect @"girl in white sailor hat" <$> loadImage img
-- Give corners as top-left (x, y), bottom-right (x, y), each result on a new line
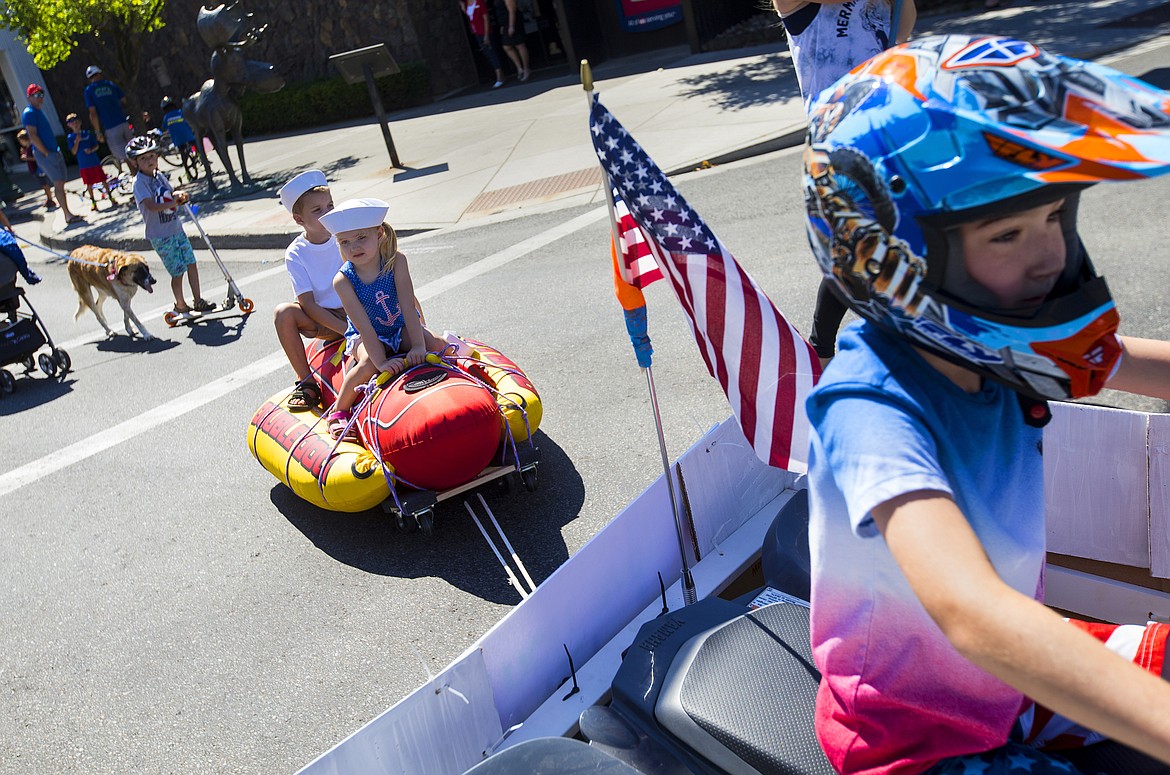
top-left (320, 198), bottom-right (444, 440)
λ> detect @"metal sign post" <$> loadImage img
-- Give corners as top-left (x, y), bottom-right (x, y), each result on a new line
top-left (329, 44), bottom-right (403, 169)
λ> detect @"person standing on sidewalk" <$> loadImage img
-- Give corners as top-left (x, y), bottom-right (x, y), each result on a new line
top-left (83, 65), bottom-right (135, 171)
top-left (21, 85), bottom-right (82, 225)
top-left (461, 0), bottom-right (507, 88)
top-left (495, 0), bottom-right (531, 82)
top-left (773, 0), bottom-right (916, 366)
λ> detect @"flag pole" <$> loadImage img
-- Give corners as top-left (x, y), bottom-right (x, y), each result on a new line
top-left (889, 0), bottom-right (904, 46)
top-left (583, 60), bottom-right (698, 606)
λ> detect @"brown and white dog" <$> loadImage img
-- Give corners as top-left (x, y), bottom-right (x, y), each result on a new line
top-left (67, 246), bottom-right (157, 340)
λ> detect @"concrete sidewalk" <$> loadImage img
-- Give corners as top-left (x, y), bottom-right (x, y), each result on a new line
top-left (19, 0), bottom-right (1170, 256)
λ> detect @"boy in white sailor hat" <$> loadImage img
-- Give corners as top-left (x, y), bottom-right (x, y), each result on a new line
top-left (273, 170), bottom-right (348, 411)
top-left (320, 198), bottom-right (444, 440)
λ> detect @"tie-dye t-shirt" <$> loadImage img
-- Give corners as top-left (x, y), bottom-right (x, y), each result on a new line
top-left (805, 322), bottom-right (1045, 775)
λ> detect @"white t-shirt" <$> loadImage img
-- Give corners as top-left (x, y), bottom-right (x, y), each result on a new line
top-left (284, 233), bottom-right (344, 309)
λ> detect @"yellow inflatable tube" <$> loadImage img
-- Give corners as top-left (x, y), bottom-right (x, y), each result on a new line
top-left (247, 390), bottom-right (391, 512)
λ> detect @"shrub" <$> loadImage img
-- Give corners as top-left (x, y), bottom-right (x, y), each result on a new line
top-left (238, 60), bottom-right (432, 136)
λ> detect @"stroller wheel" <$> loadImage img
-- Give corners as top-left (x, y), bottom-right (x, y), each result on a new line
top-left (0, 369), bottom-right (14, 394)
top-left (21, 355), bottom-right (34, 373)
top-left (238, 298), bottom-right (255, 314)
top-left (38, 353), bottom-right (57, 377)
top-left (53, 349), bottom-right (71, 374)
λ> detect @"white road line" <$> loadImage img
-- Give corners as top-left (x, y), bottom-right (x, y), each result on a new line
top-left (0, 206), bottom-right (608, 498)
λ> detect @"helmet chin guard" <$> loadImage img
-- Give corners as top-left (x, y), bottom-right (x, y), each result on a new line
top-left (802, 35), bottom-right (1170, 401)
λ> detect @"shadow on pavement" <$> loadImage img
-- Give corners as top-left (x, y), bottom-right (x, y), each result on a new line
top-left (185, 312), bottom-right (250, 346)
top-left (276, 430), bottom-right (585, 605)
top-left (677, 50), bottom-right (800, 111)
top-left (0, 374), bottom-right (75, 415)
top-left (1138, 66), bottom-right (1170, 89)
top-left (94, 335), bottom-right (180, 354)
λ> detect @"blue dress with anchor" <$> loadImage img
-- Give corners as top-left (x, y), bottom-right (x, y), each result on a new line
top-left (341, 261), bottom-right (407, 357)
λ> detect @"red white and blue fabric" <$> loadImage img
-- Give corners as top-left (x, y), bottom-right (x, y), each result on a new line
top-left (591, 94), bottom-right (819, 472)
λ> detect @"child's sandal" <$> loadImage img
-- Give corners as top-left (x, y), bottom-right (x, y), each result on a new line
top-left (288, 378), bottom-right (322, 412)
top-left (327, 410), bottom-right (358, 442)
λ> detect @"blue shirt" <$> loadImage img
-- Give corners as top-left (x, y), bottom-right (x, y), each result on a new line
top-left (68, 129), bottom-right (101, 168)
top-left (806, 321), bottom-right (1045, 773)
top-left (84, 79), bottom-right (128, 129)
top-left (162, 109), bottom-right (195, 146)
top-left (341, 261), bottom-right (406, 354)
top-left (21, 105), bottom-right (58, 153)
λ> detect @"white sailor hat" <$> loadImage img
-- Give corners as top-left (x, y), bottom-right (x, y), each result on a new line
top-left (319, 198), bottom-right (390, 235)
top-left (278, 169), bottom-right (328, 213)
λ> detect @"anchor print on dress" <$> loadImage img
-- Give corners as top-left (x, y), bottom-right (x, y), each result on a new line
top-left (373, 290), bottom-right (402, 328)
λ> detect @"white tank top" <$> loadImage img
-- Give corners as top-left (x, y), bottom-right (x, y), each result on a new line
top-left (783, 0), bottom-right (893, 113)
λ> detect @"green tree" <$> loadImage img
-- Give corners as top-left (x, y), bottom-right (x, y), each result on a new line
top-left (1, 0), bottom-right (166, 114)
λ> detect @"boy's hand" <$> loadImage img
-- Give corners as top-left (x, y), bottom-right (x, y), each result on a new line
top-left (173, 191), bottom-right (189, 206)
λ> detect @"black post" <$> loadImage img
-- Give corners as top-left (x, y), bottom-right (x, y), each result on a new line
top-left (363, 63), bottom-right (402, 169)
top-left (681, 0), bottom-right (703, 55)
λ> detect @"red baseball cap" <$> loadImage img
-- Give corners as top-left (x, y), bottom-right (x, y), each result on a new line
top-left (25, 84), bottom-right (43, 97)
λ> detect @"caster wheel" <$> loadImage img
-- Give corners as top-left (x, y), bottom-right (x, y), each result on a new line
top-left (395, 511), bottom-right (419, 533)
top-left (163, 310), bottom-right (180, 327)
top-left (21, 355), bottom-right (34, 373)
top-left (38, 353), bottom-right (57, 377)
top-left (53, 349), bottom-right (71, 374)
top-left (496, 474), bottom-right (512, 495)
top-left (0, 369), bottom-right (14, 394)
top-left (416, 509), bottom-right (434, 535)
top-left (520, 466), bottom-right (538, 492)
top-left (238, 298), bottom-right (255, 313)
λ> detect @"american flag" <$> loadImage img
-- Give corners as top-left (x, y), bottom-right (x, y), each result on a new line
top-left (591, 94), bottom-right (820, 472)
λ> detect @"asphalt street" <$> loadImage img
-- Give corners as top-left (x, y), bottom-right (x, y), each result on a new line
top-left (2, 36), bottom-right (1170, 775)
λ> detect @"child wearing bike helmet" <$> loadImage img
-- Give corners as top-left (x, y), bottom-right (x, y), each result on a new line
top-left (127, 135), bottom-right (213, 317)
top-left (802, 35), bottom-right (1170, 773)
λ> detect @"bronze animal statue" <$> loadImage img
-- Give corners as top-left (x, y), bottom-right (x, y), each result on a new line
top-left (183, 3), bottom-right (284, 191)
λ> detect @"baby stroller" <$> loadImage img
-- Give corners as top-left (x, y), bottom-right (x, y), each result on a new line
top-left (0, 250), bottom-right (70, 396)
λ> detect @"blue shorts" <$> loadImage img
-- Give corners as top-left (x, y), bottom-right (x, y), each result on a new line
top-left (150, 232), bottom-right (197, 278)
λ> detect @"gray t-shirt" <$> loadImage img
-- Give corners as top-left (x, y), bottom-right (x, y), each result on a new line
top-left (133, 171), bottom-right (183, 241)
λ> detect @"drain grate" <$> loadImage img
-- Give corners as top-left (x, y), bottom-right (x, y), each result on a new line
top-left (466, 167), bottom-right (601, 214)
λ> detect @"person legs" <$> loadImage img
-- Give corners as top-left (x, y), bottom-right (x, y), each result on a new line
top-left (105, 122), bottom-right (137, 173)
top-left (476, 34), bottom-right (507, 87)
top-left (152, 233), bottom-right (202, 310)
top-left (274, 302), bottom-right (322, 382)
top-left (35, 149), bottom-right (79, 221)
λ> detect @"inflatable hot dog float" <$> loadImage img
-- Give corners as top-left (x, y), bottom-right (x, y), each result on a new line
top-left (247, 334), bottom-right (541, 513)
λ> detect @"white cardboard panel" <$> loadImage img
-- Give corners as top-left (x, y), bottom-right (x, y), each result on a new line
top-left (1044, 402), bottom-right (1150, 567)
top-left (300, 649), bottom-right (502, 775)
top-left (1149, 414), bottom-right (1170, 579)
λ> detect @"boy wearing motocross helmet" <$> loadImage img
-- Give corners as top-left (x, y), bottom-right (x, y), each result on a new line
top-left (803, 35), bottom-right (1170, 773)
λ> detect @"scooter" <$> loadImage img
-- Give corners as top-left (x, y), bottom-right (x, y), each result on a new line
top-left (162, 203), bottom-right (254, 327)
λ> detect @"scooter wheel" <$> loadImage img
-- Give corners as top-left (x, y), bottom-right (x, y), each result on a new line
top-left (164, 310), bottom-right (180, 327)
top-left (53, 349), bottom-right (71, 374)
top-left (0, 369), bottom-right (14, 394)
top-left (238, 298), bottom-right (255, 314)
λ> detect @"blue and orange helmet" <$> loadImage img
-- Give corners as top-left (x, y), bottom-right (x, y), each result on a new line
top-left (803, 35), bottom-right (1170, 400)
